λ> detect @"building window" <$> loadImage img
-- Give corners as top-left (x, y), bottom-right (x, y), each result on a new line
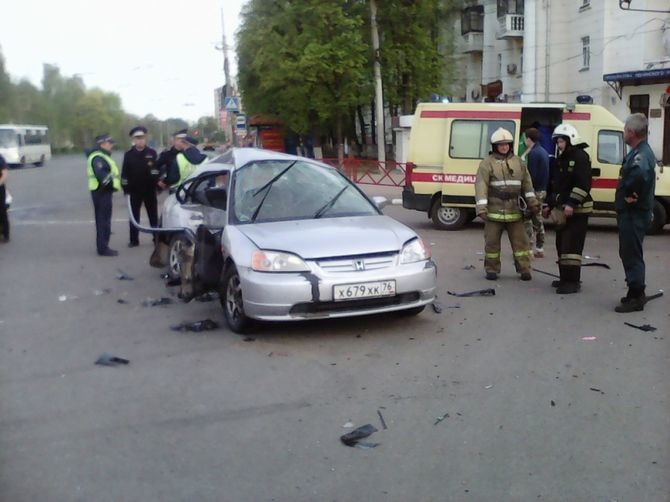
top-left (497, 0), bottom-right (524, 17)
top-left (461, 5), bottom-right (484, 35)
top-left (498, 54), bottom-right (502, 78)
top-left (581, 36), bottom-right (590, 69)
top-left (629, 94), bottom-right (650, 117)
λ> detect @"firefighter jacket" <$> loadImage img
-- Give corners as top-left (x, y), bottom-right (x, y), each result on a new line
top-left (475, 152), bottom-right (539, 222)
top-left (547, 144), bottom-right (593, 214)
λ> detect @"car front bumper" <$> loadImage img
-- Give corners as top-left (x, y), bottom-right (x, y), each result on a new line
top-left (239, 260), bottom-right (437, 321)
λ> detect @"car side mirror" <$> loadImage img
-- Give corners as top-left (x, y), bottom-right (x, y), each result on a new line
top-left (205, 186), bottom-right (228, 210)
top-left (372, 195), bottom-right (390, 210)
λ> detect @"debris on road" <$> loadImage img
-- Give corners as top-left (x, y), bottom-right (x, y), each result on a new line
top-left (196, 292), bottom-right (219, 302)
top-left (432, 301), bottom-right (444, 313)
top-left (94, 288), bottom-right (112, 296)
top-left (243, 337), bottom-right (256, 342)
top-left (142, 297), bottom-right (174, 307)
top-left (589, 387), bottom-right (605, 395)
top-left (624, 322), bottom-right (657, 332)
top-left (377, 410), bottom-right (388, 430)
top-left (117, 299), bottom-right (128, 304)
top-left (484, 384), bottom-right (494, 389)
top-left (581, 336), bottom-right (597, 341)
top-left (340, 424), bottom-right (379, 448)
top-left (95, 353), bottom-right (130, 367)
top-left (584, 255), bottom-right (601, 260)
top-left (551, 400), bottom-right (556, 407)
top-left (645, 291), bottom-right (664, 302)
top-left (343, 422), bottom-right (354, 429)
top-left (58, 294), bottom-right (78, 302)
top-left (434, 413), bottom-right (449, 425)
top-left (532, 268), bottom-right (560, 279)
top-left (116, 269), bottom-right (134, 280)
top-left (160, 273), bottom-right (169, 280)
top-left (462, 265), bottom-right (476, 270)
top-left (447, 288), bottom-right (495, 297)
top-left (582, 262), bottom-right (611, 269)
top-left (170, 319), bottom-right (219, 332)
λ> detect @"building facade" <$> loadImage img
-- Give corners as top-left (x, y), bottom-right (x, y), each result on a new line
top-left (453, 0), bottom-right (670, 162)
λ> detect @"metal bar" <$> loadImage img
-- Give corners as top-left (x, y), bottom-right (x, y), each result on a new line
top-left (126, 195), bottom-right (196, 241)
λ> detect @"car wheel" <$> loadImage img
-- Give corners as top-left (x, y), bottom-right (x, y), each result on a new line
top-left (430, 200), bottom-right (468, 230)
top-left (398, 305), bottom-right (426, 316)
top-left (647, 199), bottom-right (667, 235)
top-left (19, 156), bottom-right (25, 168)
top-left (34, 155), bottom-right (45, 167)
top-left (221, 265), bottom-right (253, 333)
top-left (168, 235), bottom-right (187, 280)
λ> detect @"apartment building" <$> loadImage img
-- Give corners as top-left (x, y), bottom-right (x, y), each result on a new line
top-left (453, 0), bottom-right (670, 162)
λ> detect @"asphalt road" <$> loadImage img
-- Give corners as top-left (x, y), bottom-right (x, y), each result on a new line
top-left (1, 154), bottom-right (668, 501)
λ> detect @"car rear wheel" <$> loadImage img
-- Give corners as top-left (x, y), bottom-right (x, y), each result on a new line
top-left (430, 200), bottom-right (468, 230)
top-left (221, 265), bottom-right (253, 333)
top-left (168, 235), bottom-right (187, 280)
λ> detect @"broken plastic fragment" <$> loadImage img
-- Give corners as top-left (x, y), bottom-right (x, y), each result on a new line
top-left (624, 322), bottom-right (657, 332)
top-left (377, 410), bottom-right (388, 430)
top-left (447, 288), bottom-right (495, 297)
top-left (340, 424), bottom-right (378, 447)
top-left (116, 269), bottom-right (134, 280)
top-left (462, 265), bottom-right (476, 270)
top-left (432, 301), bottom-right (444, 313)
top-left (142, 297), bottom-right (174, 307)
top-left (95, 353), bottom-right (130, 367)
top-left (581, 262), bottom-right (610, 269)
top-left (117, 299), bottom-right (128, 304)
top-left (581, 336), bottom-right (597, 341)
top-left (434, 413), bottom-right (449, 425)
top-left (484, 384), bottom-right (494, 389)
top-left (584, 255), bottom-right (600, 260)
top-left (170, 319), bottom-right (219, 332)
top-left (343, 422), bottom-right (354, 429)
top-left (58, 294), bottom-right (78, 302)
top-left (94, 288), bottom-right (112, 296)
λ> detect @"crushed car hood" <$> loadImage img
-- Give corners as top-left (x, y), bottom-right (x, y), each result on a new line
top-left (237, 216), bottom-right (417, 259)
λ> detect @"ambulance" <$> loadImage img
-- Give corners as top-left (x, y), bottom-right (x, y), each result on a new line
top-left (402, 102), bottom-right (670, 234)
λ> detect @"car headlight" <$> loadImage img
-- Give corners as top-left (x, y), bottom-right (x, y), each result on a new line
top-left (400, 238), bottom-right (430, 264)
top-left (251, 250), bottom-right (310, 272)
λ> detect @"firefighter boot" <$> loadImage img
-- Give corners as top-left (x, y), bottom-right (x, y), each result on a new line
top-left (556, 266), bottom-right (581, 294)
top-left (615, 288), bottom-right (646, 313)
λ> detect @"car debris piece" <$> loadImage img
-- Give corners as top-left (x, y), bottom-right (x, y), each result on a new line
top-left (532, 268), bottom-right (561, 279)
top-left (462, 265), bottom-right (476, 270)
top-left (447, 288), bottom-right (495, 297)
top-left (484, 384), bottom-right (494, 389)
top-left (624, 322), bottom-right (657, 332)
top-left (117, 299), bottom-right (128, 304)
top-left (589, 387), bottom-right (605, 394)
top-left (195, 292), bottom-right (219, 302)
top-left (116, 269), bottom-right (134, 280)
top-left (377, 410), bottom-right (388, 430)
top-left (434, 413), bottom-right (449, 425)
top-left (142, 297), bottom-right (174, 307)
top-left (581, 336), bottom-right (597, 341)
top-left (645, 291), bottom-right (664, 302)
top-left (581, 262), bottom-right (611, 269)
top-left (584, 255), bottom-right (601, 260)
top-left (95, 353), bottom-right (130, 367)
top-left (160, 273), bottom-right (169, 280)
top-left (551, 400), bottom-right (556, 407)
top-left (170, 319), bottom-right (219, 332)
top-left (432, 301), bottom-right (444, 313)
top-left (343, 422), bottom-right (354, 429)
top-left (94, 288), bottom-right (112, 296)
top-left (340, 424), bottom-right (379, 448)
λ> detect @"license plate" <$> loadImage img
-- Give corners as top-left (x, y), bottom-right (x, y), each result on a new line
top-left (333, 280), bottom-right (396, 301)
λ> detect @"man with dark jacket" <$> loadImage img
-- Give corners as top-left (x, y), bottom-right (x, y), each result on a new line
top-left (614, 113), bottom-right (657, 313)
top-left (121, 126), bottom-right (158, 247)
top-left (543, 123), bottom-right (593, 294)
top-left (87, 134), bottom-right (121, 256)
top-left (155, 129), bottom-right (186, 191)
top-left (164, 135), bottom-right (208, 189)
top-left (0, 154), bottom-right (9, 243)
top-left (523, 127), bottom-right (550, 257)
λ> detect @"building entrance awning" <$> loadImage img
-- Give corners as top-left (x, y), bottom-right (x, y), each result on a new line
top-left (603, 67), bottom-right (670, 98)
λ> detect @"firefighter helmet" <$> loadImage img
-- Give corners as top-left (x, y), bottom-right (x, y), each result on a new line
top-left (490, 127), bottom-right (514, 145)
top-left (552, 123), bottom-right (582, 145)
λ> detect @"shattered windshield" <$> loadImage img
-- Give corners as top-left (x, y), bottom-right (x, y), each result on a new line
top-left (231, 160), bottom-right (378, 224)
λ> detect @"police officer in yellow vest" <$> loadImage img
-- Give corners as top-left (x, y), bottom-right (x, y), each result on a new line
top-left (164, 134), bottom-right (207, 190)
top-left (475, 127), bottom-right (540, 281)
top-left (87, 134), bottom-right (121, 256)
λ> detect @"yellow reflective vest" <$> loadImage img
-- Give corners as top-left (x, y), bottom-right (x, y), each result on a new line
top-left (173, 152), bottom-right (196, 188)
top-left (87, 151), bottom-right (121, 192)
top-left (475, 152), bottom-right (538, 222)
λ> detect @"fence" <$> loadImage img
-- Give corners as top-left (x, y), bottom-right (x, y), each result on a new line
top-left (320, 158), bottom-right (407, 187)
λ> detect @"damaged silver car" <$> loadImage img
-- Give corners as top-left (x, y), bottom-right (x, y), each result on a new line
top-left (131, 148), bottom-right (437, 333)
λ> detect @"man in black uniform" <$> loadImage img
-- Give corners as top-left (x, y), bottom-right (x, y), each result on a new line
top-left (156, 129), bottom-right (186, 191)
top-left (121, 126), bottom-right (159, 247)
top-left (0, 154), bottom-right (9, 243)
top-left (542, 123), bottom-right (593, 294)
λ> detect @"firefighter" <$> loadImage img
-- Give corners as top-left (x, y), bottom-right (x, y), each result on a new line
top-left (542, 123), bottom-right (593, 294)
top-left (475, 127), bottom-right (539, 281)
top-left (121, 126), bottom-right (159, 247)
top-left (86, 134), bottom-right (121, 256)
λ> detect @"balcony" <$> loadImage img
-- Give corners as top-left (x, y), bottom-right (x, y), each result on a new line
top-left (462, 31), bottom-right (483, 53)
top-left (497, 14), bottom-right (524, 39)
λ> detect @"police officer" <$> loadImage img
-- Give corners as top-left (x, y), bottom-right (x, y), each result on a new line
top-left (156, 129), bottom-right (185, 191)
top-left (87, 134), bottom-right (121, 256)
top-left (543, 123), bottom-right (593, 294)
top-left (0, 153), bottom-right (9, 243)
top-left (614, 113), bottom-right (657, 313)
top-left (475, 127), bottom-right (539, 281)
top-left (122, 126), bottom-right (159, 247)
top-left (164, 134), bottom-right (207, 189)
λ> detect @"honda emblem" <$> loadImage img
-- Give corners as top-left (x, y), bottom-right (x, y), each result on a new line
top-left (354, 260), bottom-right (365, 271)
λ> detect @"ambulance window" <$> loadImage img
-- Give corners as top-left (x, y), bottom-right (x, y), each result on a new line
top-left (597, 130), bottom-right (624, 165)
top-left (450, 120), bottom-right (516, 159)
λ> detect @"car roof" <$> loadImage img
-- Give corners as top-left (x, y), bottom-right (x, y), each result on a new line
top-left (207, 147), bottom-right (333, 172)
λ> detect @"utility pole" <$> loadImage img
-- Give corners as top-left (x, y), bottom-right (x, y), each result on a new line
top-left (221, 7), bottom-right (236, 145)
top-left (370, 0), bottom-right (385, 163)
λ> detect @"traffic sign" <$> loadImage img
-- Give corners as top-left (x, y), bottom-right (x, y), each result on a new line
top-left (224, 96), bottom-right (240, 112)
top-left (236, 114), bottom-right (246, 129)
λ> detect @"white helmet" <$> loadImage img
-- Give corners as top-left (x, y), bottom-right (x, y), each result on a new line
top-left (490, 127), bottom-right (514, 145)
top-left (552, 123), bottom-right (582, 145)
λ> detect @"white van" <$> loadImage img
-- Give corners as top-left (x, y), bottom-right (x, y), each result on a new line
top-left (0, 124), bottom-right (52, 167)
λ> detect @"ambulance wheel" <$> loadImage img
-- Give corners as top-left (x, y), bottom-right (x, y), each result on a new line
top-left (431, 201), bottom-right (468, 230)
top-left (647, 199), bottom-right (667, 235)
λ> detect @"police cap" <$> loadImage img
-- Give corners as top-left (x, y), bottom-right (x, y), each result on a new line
top-left (173, 129), bottom-right (188, 139)
top-left (129, 126), bottom-right (148, 138)
top-left (95, 134), bottom-right (115, 144)
top-left (182, 136), bottom-right (199, 146)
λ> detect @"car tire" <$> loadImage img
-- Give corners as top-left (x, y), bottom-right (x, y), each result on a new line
top-left (647, 199), bottom-right (667, 235)
top-left (221, 265), bottom-right (254, 333)
top-left (398, 305), bottom-right (426, 316)
top-left (430, 200), bottom-right (468, 230)
top-left (168, 235), bottom-right (188, 280)
top-left (34, 155), bottom-right (45, 167)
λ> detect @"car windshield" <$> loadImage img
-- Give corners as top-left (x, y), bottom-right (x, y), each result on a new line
top-left (0, 130), bottom-right (18, 148)
top-left (231, 160), bottom-right (378, 224)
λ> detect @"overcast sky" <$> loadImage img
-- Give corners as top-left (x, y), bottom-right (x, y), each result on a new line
top-left (3, 0), bottom-right (248, 122)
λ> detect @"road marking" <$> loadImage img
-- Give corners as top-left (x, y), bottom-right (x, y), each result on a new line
top-left (14, 219), bottom-right (127, 226)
